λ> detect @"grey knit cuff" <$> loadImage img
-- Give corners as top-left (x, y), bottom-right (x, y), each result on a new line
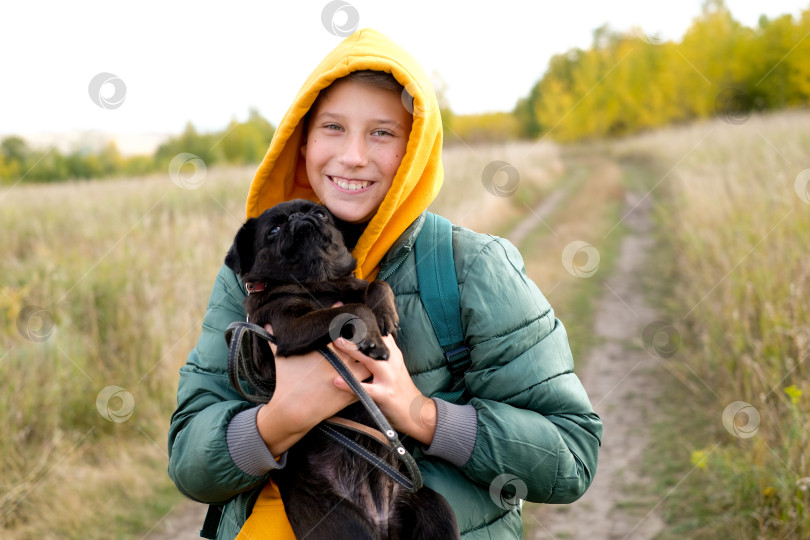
top-left (424, 399), bottom-right (478, 467)
top-left (226, 406), bottom-right (287, 476)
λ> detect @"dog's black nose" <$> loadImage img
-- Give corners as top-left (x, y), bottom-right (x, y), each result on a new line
top-left (289, 212), bottom-right (303, 222)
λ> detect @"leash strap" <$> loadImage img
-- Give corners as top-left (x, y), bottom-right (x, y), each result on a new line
top-left (225, 321), bottom-right (275, 403)
top-left (318, 424), bottom-right (415, 490)
top-left (225, 320), bottom-right (423, 492)
top-left (323, 415), bottom-right (392, 447)
top-left (313, 344), bottom-right (422, 491)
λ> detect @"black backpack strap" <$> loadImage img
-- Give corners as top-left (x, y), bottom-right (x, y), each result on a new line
top-left (200, 504), bottom-right (222, 538)
top-left (414, 213), bottom-right (470, 403)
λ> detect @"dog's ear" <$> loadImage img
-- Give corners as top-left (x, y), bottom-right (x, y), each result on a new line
top-left (225, 218), bottom-right (257, 276)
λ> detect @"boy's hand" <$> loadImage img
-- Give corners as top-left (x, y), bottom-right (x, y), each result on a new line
top-left (333, 334), bottom-right (437, 446)
top-left (255, 322), bottom-right (372, 456)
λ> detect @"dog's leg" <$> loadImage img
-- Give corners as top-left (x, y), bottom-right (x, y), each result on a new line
top-left (272, 305), bottom-right (390, 359)
top-left (390, 487), bottom-right (460, 540)
top-left (363, 280), bottom-right (399, 338)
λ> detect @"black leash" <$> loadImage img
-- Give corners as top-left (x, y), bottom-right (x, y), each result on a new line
top-left (224, 320), bottom-right (423, 492)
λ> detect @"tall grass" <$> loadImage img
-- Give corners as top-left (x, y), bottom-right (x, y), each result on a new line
top-left (0, 166), bottom-right (253, 538)
top-left (0, 142), bottom-right (564, 537)
top-left (613, 109), bottom-right (810, 538)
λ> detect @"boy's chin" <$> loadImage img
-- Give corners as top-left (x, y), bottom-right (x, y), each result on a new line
top-left (325, 201), bottom-right (378, 224)
top-left (329, 205), bottom-right (376, 224)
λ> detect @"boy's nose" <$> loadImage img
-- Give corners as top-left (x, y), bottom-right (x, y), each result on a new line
top-left (338, 134), bottom-right (369, 169)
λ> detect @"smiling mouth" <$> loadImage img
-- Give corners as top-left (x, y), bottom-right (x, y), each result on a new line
top-left (328, 175), bottom-right (371, 191)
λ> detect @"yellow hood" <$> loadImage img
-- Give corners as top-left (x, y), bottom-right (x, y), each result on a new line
top-left (246, 28), bottom-right (443, 280)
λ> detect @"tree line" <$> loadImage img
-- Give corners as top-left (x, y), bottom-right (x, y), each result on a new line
top-left (0, 109), bottom-right (275, 184)
top-left (513, 0), bottom-right (810, 141)
top-left (4, 1), bottom-right (809, 182)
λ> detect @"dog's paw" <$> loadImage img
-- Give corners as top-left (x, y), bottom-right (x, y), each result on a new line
top-left (357, 334), bottom-right (390, 360)
top-left (375, 310), bottom-right (399, 338)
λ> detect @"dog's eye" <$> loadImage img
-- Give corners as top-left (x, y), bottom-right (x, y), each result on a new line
top-left (314, 210), bottom-right (326, 220)
top-left (269, 225), bottom-right (281, 235)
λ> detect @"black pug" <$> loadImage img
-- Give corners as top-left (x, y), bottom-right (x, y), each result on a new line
top-left (224, 199), bottom-right (459, 540)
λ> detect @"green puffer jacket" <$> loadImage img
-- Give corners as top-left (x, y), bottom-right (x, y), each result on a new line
top-left (168, 213), bottom-right (602, 538)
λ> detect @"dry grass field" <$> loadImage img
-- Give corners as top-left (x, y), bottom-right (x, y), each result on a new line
top-left (2, 109), bottom-right (808, 538)
top-left (612, 108), bottom-right (810, 538)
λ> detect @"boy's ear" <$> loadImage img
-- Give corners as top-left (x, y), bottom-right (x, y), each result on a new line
top-left (224, 219), bottom-right (257, 276)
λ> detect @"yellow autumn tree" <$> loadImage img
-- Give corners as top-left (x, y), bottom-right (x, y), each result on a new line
top-left (516, 0), bottom-right (810, 141)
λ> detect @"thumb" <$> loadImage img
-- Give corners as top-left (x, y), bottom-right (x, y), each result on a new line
top-left (333, 375), bottom-right (372, 396)
top-left (333, 375), bottom-right (349, 391)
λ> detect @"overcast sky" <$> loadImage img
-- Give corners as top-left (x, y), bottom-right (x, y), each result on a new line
top-left (1, 0), bottom-right (808, 143)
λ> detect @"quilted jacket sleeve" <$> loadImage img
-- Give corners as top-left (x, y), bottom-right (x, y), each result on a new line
top-left (457, 234), bottom-right (602, 504)
top-left (168, 265), bottom-right (270, 503)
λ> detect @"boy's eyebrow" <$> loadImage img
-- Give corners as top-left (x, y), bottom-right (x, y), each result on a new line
top-left (374, 119), bottom-right (403, 127)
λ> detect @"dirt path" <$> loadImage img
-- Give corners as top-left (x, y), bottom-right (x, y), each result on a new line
top-left (524, 188), bottom-right (668, 539)
top-left (142, 499), bottom-right (208, 540)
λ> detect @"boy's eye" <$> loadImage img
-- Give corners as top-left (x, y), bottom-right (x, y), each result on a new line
top-left (371, 129), bottom-right (394, 137)
top-left (324, 123), bottom-right (342, 131)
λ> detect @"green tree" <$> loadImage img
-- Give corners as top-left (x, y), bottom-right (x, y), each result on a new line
top-left (514, 82), bottom-right (543, 138)
top-left (97, 141), bottom-right (124, 177)
top-left (218, 109), bottom-right (275, 164)
top-left (154, 122), bottom-right (220, 169)
top-left (1, 136), bottom-right (30, 167)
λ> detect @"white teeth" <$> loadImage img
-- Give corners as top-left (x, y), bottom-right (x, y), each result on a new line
top-left (331, 177), bottom-right (370, 191)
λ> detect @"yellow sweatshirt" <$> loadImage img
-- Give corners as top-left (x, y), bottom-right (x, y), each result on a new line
top-left (237, 28), bottom-right (443, 537)
top-left (245, 28), bottom-right (443, 280)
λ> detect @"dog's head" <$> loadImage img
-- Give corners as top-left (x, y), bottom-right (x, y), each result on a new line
top-left (225, 199), bottom-right (357, 283)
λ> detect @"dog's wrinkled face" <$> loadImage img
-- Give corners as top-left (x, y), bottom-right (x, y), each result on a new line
top-left (225, 199), bottom-right (357, 283)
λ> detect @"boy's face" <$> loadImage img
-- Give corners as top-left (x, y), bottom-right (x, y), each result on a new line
top-left (301, 79), bottom-right (413, 224)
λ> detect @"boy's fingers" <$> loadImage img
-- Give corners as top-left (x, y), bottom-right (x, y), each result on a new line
top-left (334, 336), bottom-right (358, 351)
top-left (330, 341), bottom-right (373, 377)
top-left (334, 338), bottom-right (373, 364)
